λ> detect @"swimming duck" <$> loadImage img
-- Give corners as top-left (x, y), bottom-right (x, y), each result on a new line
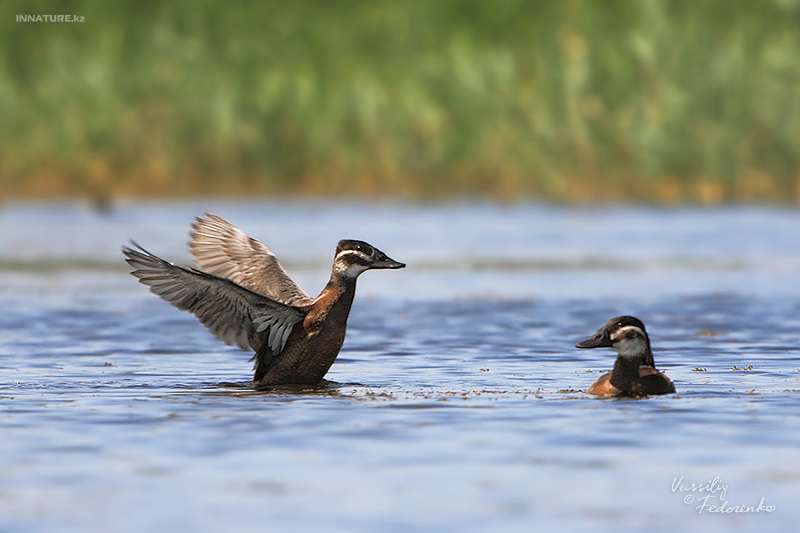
top-left (123, 214), bottom-right (405, 387)
top-left (575, 316), bottom-right (675, 397)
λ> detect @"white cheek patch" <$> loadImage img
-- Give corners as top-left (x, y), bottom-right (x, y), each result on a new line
top-left (333, 250), bottom-right (371, 279)
top-left (610, 325), bottom-right (645, 342)
top-left (342, 263), bottom-right (369, 277)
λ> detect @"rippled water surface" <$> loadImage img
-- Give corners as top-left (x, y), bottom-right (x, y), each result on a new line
top-left (1, 201), bottom-right (799, 532)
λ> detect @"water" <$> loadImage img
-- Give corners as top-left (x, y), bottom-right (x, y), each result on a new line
top-left (1, 201), bottom-right (799, 532)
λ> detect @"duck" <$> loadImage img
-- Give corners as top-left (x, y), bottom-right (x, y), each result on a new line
top-left (575, 316), bottom-right (675, 397)
top-left (123, 214), bottom-right (405, 387)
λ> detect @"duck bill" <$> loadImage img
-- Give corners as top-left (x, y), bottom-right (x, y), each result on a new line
top-left (372, 256), bottom-right (406, 270)
top-left (575, 327), bottom-right (613, 349)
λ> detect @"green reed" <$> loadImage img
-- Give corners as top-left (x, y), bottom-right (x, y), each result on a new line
top-left (2, 0), bottom-right (800, 202)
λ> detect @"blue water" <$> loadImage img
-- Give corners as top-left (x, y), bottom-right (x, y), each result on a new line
top-left (1, 201), bottom-right (799, 532)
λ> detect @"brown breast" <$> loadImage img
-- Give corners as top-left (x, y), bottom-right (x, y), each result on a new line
top-left (587, 373), bottom-right (621, 397)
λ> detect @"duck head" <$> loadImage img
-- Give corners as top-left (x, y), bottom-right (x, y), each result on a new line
top-left (576, 316), bottom-right (654, 364)
top-left (332, 240), bottom-right (405, 280)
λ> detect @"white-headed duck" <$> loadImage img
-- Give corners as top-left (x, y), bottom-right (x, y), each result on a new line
top-left (123, 214), bottom-right (404, 387)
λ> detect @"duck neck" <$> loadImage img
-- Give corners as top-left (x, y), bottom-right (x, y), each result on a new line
top-left (323, 273), bottom-right (358, 324)
top-left (641, 341), bottom-right (655, 367)
top-left (609, 355), bottom-right (646, 392)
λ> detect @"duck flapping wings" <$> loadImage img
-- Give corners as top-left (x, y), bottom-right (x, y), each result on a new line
top-left (123, 215), bottom-right (312, 356)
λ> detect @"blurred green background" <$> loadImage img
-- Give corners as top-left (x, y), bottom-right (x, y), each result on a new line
top-left (2, 0), bottom-right (800, 203)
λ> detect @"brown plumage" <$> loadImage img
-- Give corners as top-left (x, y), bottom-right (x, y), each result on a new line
top-left (123, 214), bottom-right (404, 387)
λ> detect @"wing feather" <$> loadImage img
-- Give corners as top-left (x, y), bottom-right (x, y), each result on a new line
top-left (123, 243), bottom-right (307, 354)
top-left (189, 214), bottom-right (313, 306)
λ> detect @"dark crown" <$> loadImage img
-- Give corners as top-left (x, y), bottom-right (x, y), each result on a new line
top-left (607, 316), bottom-right (647, 335)
top-left (336, 239), bottom-right (375, 256)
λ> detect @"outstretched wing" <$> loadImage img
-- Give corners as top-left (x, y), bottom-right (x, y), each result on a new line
top-left (189, 214), bottom-right (313, 306)
top-left (123, 244), bottom-right (308, 354)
